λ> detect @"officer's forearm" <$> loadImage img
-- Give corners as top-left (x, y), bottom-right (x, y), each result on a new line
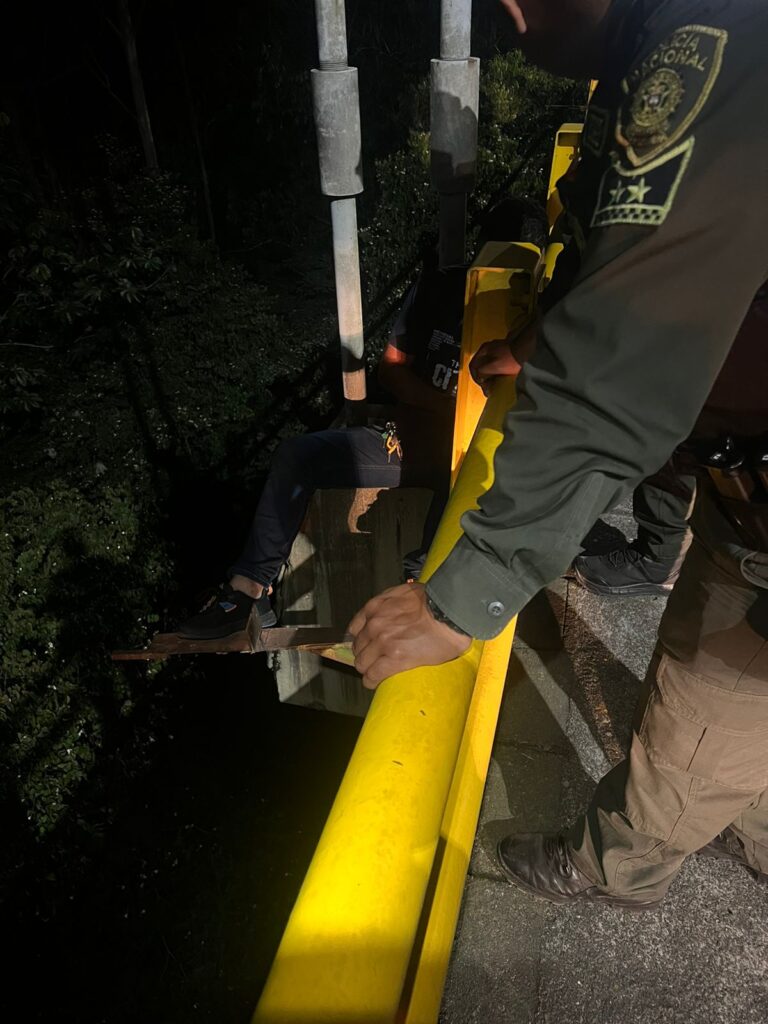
top-left (427, 233), bottom-right (766, 639)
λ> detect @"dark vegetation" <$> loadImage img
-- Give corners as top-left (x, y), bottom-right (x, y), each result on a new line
top-left (0, 1), bottom-right (585, 1019)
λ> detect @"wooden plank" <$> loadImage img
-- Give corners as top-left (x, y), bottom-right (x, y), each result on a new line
top-left (111, 623), bottom-right (351, 662)
top-left (111, 631), bottom-right (254, 661)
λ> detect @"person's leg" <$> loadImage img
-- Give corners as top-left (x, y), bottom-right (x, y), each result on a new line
top-left (401, 475), bottom-right (450, 581)
top-left (633, 465), bottom-right (696, 562)
top-left (178, 427), bottom-right (402, 638)
top-left (397, 410), bottom-right (454, 581)
top-left (229, 426), bottom-right (402, 591)
top-left (724, 790), bottom-right (768, 875)
top-left (573, 464), bottom-right (696, 597)
top-left (499, 484), bottom-right (768, 907)
top-left (568, 487), bottom-right (768, 901)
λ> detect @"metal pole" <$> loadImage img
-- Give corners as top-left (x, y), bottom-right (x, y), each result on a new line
top-left (330, 197), bottom-right (366, 402)
top-left (312, 0), bottom-right (366, 413)
top-left (315, 0), bottom-right (348, 68)
top-left (431, 0), bottom-right (479, 267)
top-left (440, 0), bottom-right (472, 59)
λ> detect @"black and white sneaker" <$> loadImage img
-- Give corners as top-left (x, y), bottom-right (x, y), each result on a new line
top-left (176, 584), bottom-right (277, 640)
top-left (573, 544), bottom-right (679, 597)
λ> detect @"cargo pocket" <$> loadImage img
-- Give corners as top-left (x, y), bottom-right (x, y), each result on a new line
top-left (644, 655), bottom-right (768, 790)
top-left (638, 656), bottom-right (708, 774)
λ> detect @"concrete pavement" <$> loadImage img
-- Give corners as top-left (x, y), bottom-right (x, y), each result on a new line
top-left (441, 503), bottom-right (768, 1024)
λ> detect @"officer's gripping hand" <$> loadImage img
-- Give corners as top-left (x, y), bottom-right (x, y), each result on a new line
top-left (347, 583), bottom-right (472, 690)
top-left (470, 321), bottom-right (536, 395)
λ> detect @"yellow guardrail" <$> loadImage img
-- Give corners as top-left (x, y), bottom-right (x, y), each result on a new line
top-left (545, 122), bottom-right (582, 228)
top-left (253, 244), bottom-right (538, 1024)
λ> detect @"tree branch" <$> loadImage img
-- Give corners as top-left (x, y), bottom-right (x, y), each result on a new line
top-left (0, 342), bottom-right (54, 350)
top-left (82, 45), bottom-right (136, 121)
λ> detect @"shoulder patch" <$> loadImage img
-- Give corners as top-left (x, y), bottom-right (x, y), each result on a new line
top-left (616, 24), bottom-right (727, 167)
top-left (591, 137), bottom-right (695, 229)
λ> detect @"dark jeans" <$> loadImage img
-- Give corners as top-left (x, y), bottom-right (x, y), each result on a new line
top-left (229, 426), bottom-right (449, 587)
top-left (633, 462), bottom-right (697, 562)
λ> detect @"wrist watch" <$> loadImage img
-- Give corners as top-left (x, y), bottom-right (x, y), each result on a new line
top-left (425, 593), bottom-right (470, 637)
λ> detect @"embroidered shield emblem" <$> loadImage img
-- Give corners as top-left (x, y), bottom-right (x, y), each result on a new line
top-left (616, 24), bottom-right (728, 167)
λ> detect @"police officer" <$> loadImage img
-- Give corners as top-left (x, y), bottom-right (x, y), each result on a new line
top-left (348, 0), bottom-right (768, 909)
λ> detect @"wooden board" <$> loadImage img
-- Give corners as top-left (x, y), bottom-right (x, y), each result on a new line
top-left (112, 623), bottom-right (352, 663)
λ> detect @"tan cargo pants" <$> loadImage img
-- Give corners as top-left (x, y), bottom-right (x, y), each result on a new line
top-left (569, 484), bottom-right (768, 901)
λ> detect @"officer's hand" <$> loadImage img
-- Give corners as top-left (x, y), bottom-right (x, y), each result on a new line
top-left (470, 339), bottom-right (523, 395)
top-left (347, 583), bottom-right (472, 690)
top-left (470, 321), bottom-right (537, 395)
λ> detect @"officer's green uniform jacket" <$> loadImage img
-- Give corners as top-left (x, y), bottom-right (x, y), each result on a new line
top-left (426, 0), bottom-right (768, 639)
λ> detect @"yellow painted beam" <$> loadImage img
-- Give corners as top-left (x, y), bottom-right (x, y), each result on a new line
top-left (545, 122), bottom-right (583, 228)
top-left (398, 248), bottom-right (531, 1022)
top-left (451, 241), bottom-right (539, 479)
top-left (400, 381), bottom-right (518, 1024)
top-left (253, 245), bottom-right (535, 1024)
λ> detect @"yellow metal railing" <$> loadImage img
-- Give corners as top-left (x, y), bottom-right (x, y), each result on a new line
top-left (253, 245), bottom-right (538, 1024)
top-left (545, 122), bottom-right (582, 229)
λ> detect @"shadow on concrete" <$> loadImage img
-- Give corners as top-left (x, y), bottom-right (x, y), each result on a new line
top-left (475, 577), bottom-right (649, 875)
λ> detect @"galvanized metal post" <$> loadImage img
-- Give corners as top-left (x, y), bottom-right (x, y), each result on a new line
top-left (311, 0), bottom-right (366, 412)
top-left (440, 0), bottom-right (473, 57)
top-left (431, 0), bottom-right (479, 267)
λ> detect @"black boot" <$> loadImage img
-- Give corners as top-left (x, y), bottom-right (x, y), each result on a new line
top-left (573, 544), bottom-right (679, 597)
top-left (496, 834), bottom-right (663, 910)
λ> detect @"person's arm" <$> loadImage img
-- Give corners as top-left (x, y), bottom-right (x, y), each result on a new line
top-left (428, 208), bottom-right (767, 639)
top-left (351, 11), bottom-right (768, 679)
top-left (377, 342), bottom-right (453, 414)
top-left (469, 319), bottom-right (538, 394)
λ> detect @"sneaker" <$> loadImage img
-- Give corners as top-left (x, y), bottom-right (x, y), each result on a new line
top-left (573, 544), bottom-right (679, 597)
top-left (176, 584), bottom-right (277, 640)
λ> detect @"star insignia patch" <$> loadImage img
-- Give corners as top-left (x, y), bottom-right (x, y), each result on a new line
top-left (616, 24), bottom-right (728, 167)
top-left (592, 138), bottom-right (695, 229)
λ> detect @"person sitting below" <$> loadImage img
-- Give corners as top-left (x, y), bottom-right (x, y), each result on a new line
top-left (176, 198), bottom-right (549, 640)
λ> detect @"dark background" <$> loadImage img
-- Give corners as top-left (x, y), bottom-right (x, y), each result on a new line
top-left (0, 2), bottom-right (585, 1020)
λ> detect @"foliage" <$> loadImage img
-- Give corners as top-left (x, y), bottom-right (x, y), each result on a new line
top-left (0, 365), bottom-right (43, 416)
top-left (0, 36), bottom-right (586, 885)
top-left (473, 50), bottom-right (586, 210)
top-left (357, 51), bottom-right (585, 354)
top-left (0, 142), bottom-right (309, 875)
top-left (0, 482), bottom-right (170, 841)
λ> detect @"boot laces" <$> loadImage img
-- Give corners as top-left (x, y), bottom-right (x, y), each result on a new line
top-left (606, 545), bottom-right (643, 569)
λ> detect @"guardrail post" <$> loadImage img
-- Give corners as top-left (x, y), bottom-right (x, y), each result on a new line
top-left (431, 0), bottom-right (479, 268)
